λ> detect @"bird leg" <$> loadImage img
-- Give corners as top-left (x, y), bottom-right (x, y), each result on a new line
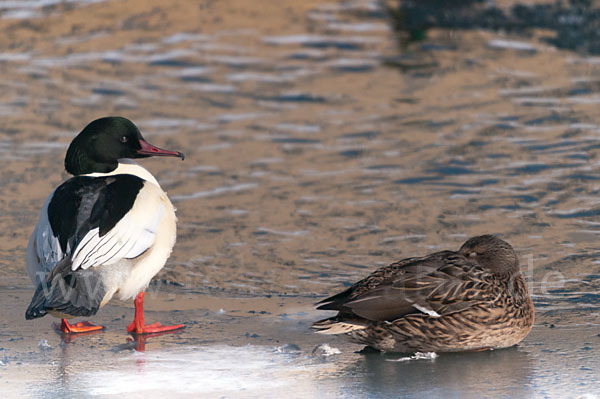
top-left (126, 292), bottom-right (185, 334)
top-left (54, 318), bottom-right (105, 334)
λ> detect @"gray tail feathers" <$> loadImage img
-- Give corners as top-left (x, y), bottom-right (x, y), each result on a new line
top-left (25, 266), bottom-right (107, 320)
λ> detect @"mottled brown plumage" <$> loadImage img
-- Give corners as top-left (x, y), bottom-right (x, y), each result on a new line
top-left (312, 235), bottom-right (534, 352)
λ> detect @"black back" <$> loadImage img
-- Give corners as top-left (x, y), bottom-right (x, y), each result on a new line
top-left (48, 174), bottom-right (144, 254)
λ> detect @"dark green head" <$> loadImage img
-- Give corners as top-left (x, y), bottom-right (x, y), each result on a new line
top-left (65, 116), bottom-right (184, 175)
top-left (459, 234), bottom-right (519, 277)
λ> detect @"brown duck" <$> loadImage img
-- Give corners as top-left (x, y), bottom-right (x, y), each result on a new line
top-left (312, 235), bottom-right (534, 352)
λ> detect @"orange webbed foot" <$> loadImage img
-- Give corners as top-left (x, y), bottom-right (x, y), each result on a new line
top-left (127, 292), bottom-right (185, 335)
top-left (54, 318), bottom-right (105, 334)
top-left (127, 321), bottom-right (185, 335)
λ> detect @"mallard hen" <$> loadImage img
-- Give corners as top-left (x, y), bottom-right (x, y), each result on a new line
top-left (312, 235), bottom-right (534, 352)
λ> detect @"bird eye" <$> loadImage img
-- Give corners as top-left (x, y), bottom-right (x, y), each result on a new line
top-left (469, 252), bottom-right (477, 258)
top-left (120, 136), bottom-right (128, 143)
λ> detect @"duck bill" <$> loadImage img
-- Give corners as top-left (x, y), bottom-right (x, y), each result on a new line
top-left (137, 138), bottom-right (185, 160)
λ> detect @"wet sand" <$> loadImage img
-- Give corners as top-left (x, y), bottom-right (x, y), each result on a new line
top-left (1, 0), bottom-right (600, 397)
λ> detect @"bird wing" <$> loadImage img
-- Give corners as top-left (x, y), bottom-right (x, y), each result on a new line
top-left (317, 251), bottom-right (498, 321)
top-left (70, 187), bottom-right (164, 270)
top-left (28, 174), bottom-right (163, 277)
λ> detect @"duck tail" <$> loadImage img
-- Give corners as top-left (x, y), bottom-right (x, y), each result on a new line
top-left (311, 317), bottom-right (367, 335)
top-left (25, 260), bottom-right (107, 320)
top-left (25, 284), bottom-right (49, 319)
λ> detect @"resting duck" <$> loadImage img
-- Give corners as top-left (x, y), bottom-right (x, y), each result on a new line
top-left (25, 116), bottom-right (185, 335)
top-left (312, 235), bottom-right (534, 352)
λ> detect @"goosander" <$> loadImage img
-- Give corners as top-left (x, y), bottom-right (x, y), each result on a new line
top-left (25, 116), bottom-right (185, 334)
top-left (312, 235), bottom-right (534, 352)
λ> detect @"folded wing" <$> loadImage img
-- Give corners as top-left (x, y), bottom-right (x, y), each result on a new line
top-left (28, 175), bottom-right (162, 280)
top-left (317, 251), bottom-right (497, 321)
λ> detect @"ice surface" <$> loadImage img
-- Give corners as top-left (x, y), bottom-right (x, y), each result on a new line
top-left (77, 345), bottom-right (326, 398)
top-left (312, 343), bottom-right (342, 357)
top-left (37, 339), bottom-right (52, 351)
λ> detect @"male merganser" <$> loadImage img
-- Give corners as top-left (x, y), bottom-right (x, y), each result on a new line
top-left (312, 235), bottom-right (534, 352)
top-left (25, 116), bottom-right (185, 334)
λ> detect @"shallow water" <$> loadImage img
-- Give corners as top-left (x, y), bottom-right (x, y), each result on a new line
top-left (1, 0), bottom-right (600, 397)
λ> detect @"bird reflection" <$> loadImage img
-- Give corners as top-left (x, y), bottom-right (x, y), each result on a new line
top-left (126, 330), bottom-right (183, 352)
top-left (344, 346), bottom-right (534, 397)
top-left (55, 325), bottom-right (104, 344)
